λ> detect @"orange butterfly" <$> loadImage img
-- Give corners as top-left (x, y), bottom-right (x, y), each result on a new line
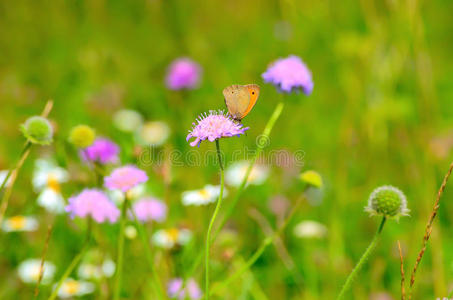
top-left (223, 84), bottom-right (260, 122)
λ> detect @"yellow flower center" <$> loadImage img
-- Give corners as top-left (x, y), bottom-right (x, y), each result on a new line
top-left (47, 175), bottom-right (60, 192)
top-left (63, 280), bottom-right (80, 295)
top-left (198, 189), bottom-right (210, 199)
top-left (8, 216), bottom-right (26, 230)
top-left (166, 228), bottom-right (179, 242)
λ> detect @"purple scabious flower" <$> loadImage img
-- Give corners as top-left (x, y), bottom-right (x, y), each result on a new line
top-left (81, 138), bottom-right (120, 164)
top-left (132, 197), bottom-right (167, 223)
top-left (66, 189), bottom-right (120, 223)
top-left (104, 165), bottom-right (148, 192)
top-left (167, 278), bottom-right (202, 300)
top-left (186, 110), bottom-right (249, 147)
top-left (262, 55), bottom-right (313, 94)
top-left (165, 58), bottom-right (202, 90)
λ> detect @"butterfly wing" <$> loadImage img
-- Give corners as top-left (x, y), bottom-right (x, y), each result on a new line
top-left (240, 84), bottom-right (260, 119)
top-left (223, 85), bottom-right (251, 120)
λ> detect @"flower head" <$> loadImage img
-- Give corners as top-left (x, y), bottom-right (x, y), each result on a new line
top-left (104, 166), bottom-right (148, 192)
top-left (66, 189), bottom-right (120, 223)
top-left (113, 109), bottom-right (144, 132)
top-left (262, 55), bottom-right (313, 94)
top-left (132, 197), bottom-right (167, 223)
top-left (135, 121), bottom-right (170, 147)
top-left (81, 138), bottom-right (120, 164)
top-left (2, 215), bottom-right (38, 232)
top-left (33, 159), bottom-right (68, 214)
top-left (165, 58), bottom-right (202, 90)
top-left (69, 125), bottom-right (96, 148)
top-left (20, 116), bottom-right (53, 145)
top-left (365, 185), bottom-right (409, 219)
top-left (186, 110), bottom-right (249, 147)
top-left (152, 228), bottom-right (192, 249)
top-left (300, 170), bottom-right (323, 188)
top-left (181, 184), bottom-right (227, 206)
top-left (167, 278), bottom-right (202, 299)
top-left (225, 161), bottom-right (269, 187)
top-left (293, 220), bottom-right (328, 239)
top-left (18, 259), bottom-right (56, 284)
top-left (56, 278), bottom-right (95, 298)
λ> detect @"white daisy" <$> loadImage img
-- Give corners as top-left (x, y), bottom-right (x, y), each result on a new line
top-left (33, 159), bottom-right (69, 214)
top-left (181, 184), bottom-right (227, 206)
top-left (56, 278), bottom-right (95, 298)
top-left (152, 228), bottom-right (192, 249)
top-left (113, 109), bottom-right (144, 133)
top-left (225, 161), bottom-right (269, 187)
top-left (2, 215), bottom-right (38, 232)
top-left (17, 259), bottom-right (56, 284)
top-left (77, 258), bottom-right (115, 280)
top-left (293, 220), bottom-right (327, 239)
top-left (135, 121), bottom-right (170, 147)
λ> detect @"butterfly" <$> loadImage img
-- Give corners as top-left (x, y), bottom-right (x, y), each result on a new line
top-left (223, 84), bottom-right (260, 122)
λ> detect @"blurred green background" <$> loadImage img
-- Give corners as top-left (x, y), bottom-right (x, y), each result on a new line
top-left (1, 0), bottom-right (453, 299)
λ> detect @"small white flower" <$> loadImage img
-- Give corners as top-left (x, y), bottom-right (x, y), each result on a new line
top-left (33, 159), bottom-right (68, 214)
top-left (152, 228), bottom-right (192, 249)
top-left (0, 170), bottom-right (12, 188)
top-left (293, 220), bottom-right (327, 239)
top-left (181, 185), bottom-right (227, 206)
top-left (225, 161), bottom-right (269, 187)
top-left (56, 278), bottom-right (95, 298)
top-left (135, 121), bottom-right (170, 147)
top-left (17, 259), bottom-right (56, 284)
top-left (125, 225), bottom-right (138, 239)
top-left (113, 109), bottom-right (144, 132)
top-left (2, 215), bottom-right (38, 232)
top-left (102, 259), bottom-right (116, 278)
top-left (77, 263), bottom-right (102, 280)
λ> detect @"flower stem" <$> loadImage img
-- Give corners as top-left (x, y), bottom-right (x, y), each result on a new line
top-left (0, 142), bottom-right (32, 225)
top-left (337, 216), bottom-right (387, 300)
top-left (205, 139), bottom-right (225, 299)
top-left (48, 218), bottom-right (92, 300)
top-left (128, 204), bottom-right (165, 300)
top-left (210, 194), bottom-right (303, 296)
top-left (113, 196), bottom-right (128, 300)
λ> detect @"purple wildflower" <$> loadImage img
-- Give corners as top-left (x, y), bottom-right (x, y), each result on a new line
top-left (65, 189), bottom-right (120, 223)
top-left (165, 58), bottom-right (202, 90)
top-left (167, 278), bottom-right (202, 300)
top-left (262, 55), bottom-right (313, 94)
top-left (81, 138), bottom-right (120, 164)
top-left (104, 165), bottom-right (148, 192)
top-left (186, 110), bottom-right (249, 147)
top-left (132, 197), bottom-right (167, 223)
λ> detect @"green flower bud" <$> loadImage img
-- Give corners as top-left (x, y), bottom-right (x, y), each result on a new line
top-left (69, 125), bottom-right (95, 148)
top-left (300, 170), bottom-right (323, 188)
top-left (365, 185), bottom-right (409, 218)
top-left (20, 116), bottom-right (53, 145)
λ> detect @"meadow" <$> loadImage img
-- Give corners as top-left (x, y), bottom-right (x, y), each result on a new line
top-left (1, 0), bottom-right (453, 299)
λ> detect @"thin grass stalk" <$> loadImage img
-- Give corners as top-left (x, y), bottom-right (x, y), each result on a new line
top-left (34, 224), bottom-right (54, 299)
top-left (113, 196), bottom-right (128, 300)
top-left (408, 160), bottom-right (453, 299)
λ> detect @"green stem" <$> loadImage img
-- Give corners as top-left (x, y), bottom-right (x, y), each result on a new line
top-left (113, 196), bottom-right (128, 300)
top-left (128, 204), bottom-right (166, 300)
top-left (48, 219), bottom-right (92, 300)
top-left (205, 139), bottom-right (225, 299)
top-left (185, 101), bottom-right (285, 280)
top-left (210, 194), bottom-right (303, 296)
top-left (337, 216), bottom-right (387, 300)
top-left (0, 142), bottom-right (32, 224)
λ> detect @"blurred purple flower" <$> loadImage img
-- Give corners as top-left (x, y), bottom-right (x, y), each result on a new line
top-left (104, 165), bottom-right (148, 192)
top-left (167, 278), bottom-right (202, 299)
top-left (165, 58), bottom-right (202, 90)
top-left (81, 138), bottom-right (119, 164)
top-left (186, 110), bottom-right (249, 147)
top-left (132, 197), bottom-right (167, 223)
top-left (66, 189), bottom-right (120, 223)
top-left (262, 55), bottom-right (313, 94)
